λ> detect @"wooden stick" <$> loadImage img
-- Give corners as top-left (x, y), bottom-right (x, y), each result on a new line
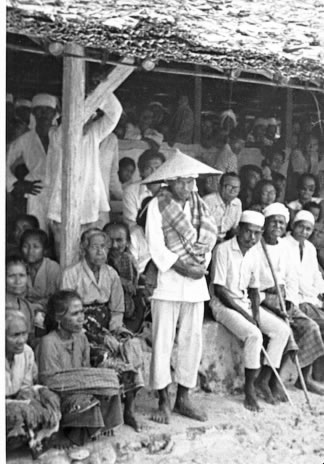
top-left (261, 346), bottom-right (294, 407)
top-left (260, 238), bottom-right (313, 410)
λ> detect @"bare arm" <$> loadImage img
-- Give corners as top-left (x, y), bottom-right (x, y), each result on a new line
top-left (248, 287), bottom-right (260, 327)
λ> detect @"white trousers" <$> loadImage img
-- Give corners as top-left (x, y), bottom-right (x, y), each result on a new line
top-left (210, 297), bottom-right (290, 369)
top-left (150, 299), bottom-right (204, 390)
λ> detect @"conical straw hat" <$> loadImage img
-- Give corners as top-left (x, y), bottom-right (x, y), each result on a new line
top-left (141, 149), bottom-right (222, 184)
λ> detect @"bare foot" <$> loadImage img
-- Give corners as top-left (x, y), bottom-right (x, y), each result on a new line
top-left (256, 382), bottom-right (277, 405)
top-left (271, 384), bottom-right (288, 403)
top-left (244, 392), bottom-right (261, 412)
top-left (173, 397), bottom-right (207, 422)
top-left (296, 378), bottom-right (324, 396)
top-left (124, 410), bottom-right (144, 432)
top-left (151, 402), bottom-right (171, 424)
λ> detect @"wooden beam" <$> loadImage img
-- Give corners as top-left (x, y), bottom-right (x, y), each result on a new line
top-left (83, 63), bottom-right (134, 124)
top-left (193, 65), bottom-right (202, 144)
top-left (285, 88), bottom-right (293, 149)
top-left (60, 43), bottom-right (85, 268)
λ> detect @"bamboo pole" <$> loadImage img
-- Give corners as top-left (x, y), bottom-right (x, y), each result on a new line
top-left (60, 43), bottom-right (85, 268)
top-left (193, 65), bottom-right (202, 144)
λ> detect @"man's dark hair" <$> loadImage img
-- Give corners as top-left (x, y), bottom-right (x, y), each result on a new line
top-left (220, 172), bottom-right (240, 187)
top-left (303, 201), bottom-right (321, 213)
top-left (103, 222), bottom-right (131, 242)
top-left (14, 214), bottom-right (40, 230)
top-left (20, 228), bottom-right (49, 251)
top-left (119, 157), bottom-right (136, 170)
top-left (137, 149), bottom-right (165, 174)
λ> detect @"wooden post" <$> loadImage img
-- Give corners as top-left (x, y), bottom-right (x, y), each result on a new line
top-left (193, 65), bottom-right (202, 144)
top-left (60, 43), bottom-right (85, 268)
top-left (285, 88), bottom-right (293, 150)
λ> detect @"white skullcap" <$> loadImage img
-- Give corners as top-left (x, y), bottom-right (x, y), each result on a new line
top-left (220, 109), bottom-right (238, 128)
top-left (32, 93), bottom-right (57, 109)
top-left (15, 99), bottom-right (32, 108)
top-left (267, 117), bottom-right (277, 126)
top-left (264, 202), bottom-right (290, 223)
top-left (254, 117), bottom-right (268, 127)
top-left (6, 93), bottom-right (13, 103)
top-left (292, 210), bottom-right (315, 226)
top-left (240, 210), bottom-right (265, 228)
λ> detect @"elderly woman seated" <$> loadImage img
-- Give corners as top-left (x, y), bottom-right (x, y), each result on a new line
top-left (37, 290), bottom-right (123, 446)
top-left (6, 310), bottom-right (61, 457)
top-left (62, 228), bottom-right (145, 432)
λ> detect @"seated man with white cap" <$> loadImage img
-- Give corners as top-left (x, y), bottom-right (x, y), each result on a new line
top-left (145, 150), bottom-right (219, 424)
top-left (6, 93), bottom-right (58, 230)
top-left (282, 209), bottom-right (324, 394)
top-left (210, 210), bottom-right (290, 411)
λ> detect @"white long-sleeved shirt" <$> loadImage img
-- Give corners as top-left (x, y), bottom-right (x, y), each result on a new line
top-left (6, 128), bottom-right (57, 229)
top-left (256, 239), bottom-right (299, 307)
top-left (47, 93), bottom-right (122, 224)
top-left (282, 234), bottom-right (324, 305)
top-left (123, 181), bottom-right (153, 228)
top-left (145, 196), bottom-right (210, 303)
top-left (99, 133), bottom-right (123, 202)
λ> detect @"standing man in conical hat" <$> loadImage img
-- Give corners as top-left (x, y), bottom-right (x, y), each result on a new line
top-left (144, 150), bottom-right (219, 424)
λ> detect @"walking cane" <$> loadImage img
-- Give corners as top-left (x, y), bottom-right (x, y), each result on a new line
top-left (260, 346), bottom-right (294, 406)
top-left (260, 238), bottom-right (313, 411)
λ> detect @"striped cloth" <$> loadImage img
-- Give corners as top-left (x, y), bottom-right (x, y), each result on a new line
top-left (43, 368), bottom-right (120, 396)
top-left (289, 305), bottom-right (324, 368)
top-left (159, 190), bottom-right (217, 266)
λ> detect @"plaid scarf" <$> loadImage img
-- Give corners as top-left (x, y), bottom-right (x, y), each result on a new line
top-left (158, 190), bottom-right (217, 265)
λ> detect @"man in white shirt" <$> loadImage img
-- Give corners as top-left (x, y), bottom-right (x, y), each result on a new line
top-left (122, 149), bottom-right (165, 228)
top-left (203, 172), bottom-right (242, 243)
top-left (145, 150), bottom-right (219, 424)
top-left (6, 94), bottom-right (58, 230)
top-left (210, 210), bottom-right (290, 411)
top-left (282, 210), bottom-right (324, 395)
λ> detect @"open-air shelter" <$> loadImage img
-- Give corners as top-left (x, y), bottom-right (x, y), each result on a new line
top-left (6, 0), bottom-right (324, 265)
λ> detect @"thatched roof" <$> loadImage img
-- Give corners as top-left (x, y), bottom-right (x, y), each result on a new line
top-left (6, 0), bottom-right (324, 87)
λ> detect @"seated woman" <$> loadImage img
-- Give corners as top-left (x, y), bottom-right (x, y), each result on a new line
top-left (62, 228), bottom-right (144, 432)
top-left (20, 229), bottom-right (61, 312)
top-left (6, 255), bottom-right (37, 346)
top-left (36, 290), bottom-right (122, 446)
top-left (249, 179), bottom-right (277, 213)
top-left (6, 310), bottom-right (60, 457)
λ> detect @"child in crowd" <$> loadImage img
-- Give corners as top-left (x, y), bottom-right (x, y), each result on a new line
top-left (103, 223), bottom-right (139, 322)
top-left (20, 229), bottom-right (61, 331)
top-left (250, 179), bottom-right (277, 213)
top-left (118, 157), bottom-right (136, 186)
top-left (6, 214), bottom-right (39, 256)
top-left (287, 173), bottom-right (322, 219)
top-left (303, 201), bottom-right (321, 222)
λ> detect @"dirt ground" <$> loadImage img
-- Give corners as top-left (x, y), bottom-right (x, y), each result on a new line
top-left (7, 386), bottom-right (324, 464)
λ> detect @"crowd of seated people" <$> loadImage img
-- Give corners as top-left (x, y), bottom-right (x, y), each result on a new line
top-left (5, 89), bottom-right (324, 456)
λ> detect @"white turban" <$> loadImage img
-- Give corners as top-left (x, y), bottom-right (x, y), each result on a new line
top-left (292, 210), bottom-right (315, 226)
top-left (32, 93), bottom-right (57, 109)
top-left (267, 117), bottom-right (277, 126)
top-left (15, 99), bottom-right (32, 109)
top-left (264, 202), bottom-right (290, 223)
top-left (240, 210), bottom-right (265, 228)
top-left (220, 109), bottom-right (238, 128)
